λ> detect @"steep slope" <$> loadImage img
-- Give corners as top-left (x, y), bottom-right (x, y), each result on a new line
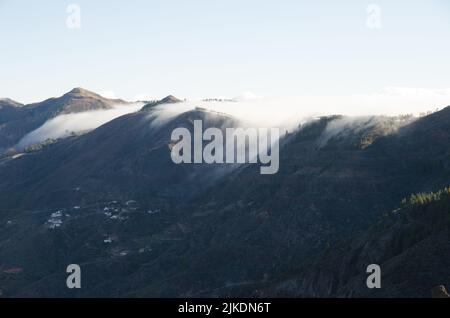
top-left (0, 98), bottom-right (24, 123)
top-left (0, 99), bottom-right (25, 150)
top-left (0, 88), bottom-right (129, 152)
top-left (0, 107), bottom-right (449, 297)
top-left (0, 106), bottom-right (244, 297)
top-left (263, 188), bottom-right (450, 298)
top-left (169, 109), bottom-right (450, 297)
top-left (0, 106), bottom-right (241, 210)
top-left (121, 109), bottom-right (450, 297)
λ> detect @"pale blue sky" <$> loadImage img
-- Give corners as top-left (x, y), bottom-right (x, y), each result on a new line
top-left (1, 0), bottom-right (450, 103)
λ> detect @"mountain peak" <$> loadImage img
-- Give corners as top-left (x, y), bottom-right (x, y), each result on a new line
top-left (68, 87), bottom-right (95, 96)
top-left (64, 88), bottom-right (127, 104)
top-left (0, 98), bottom-right (23, 108)
top-left (160, 95), bottom-right (182, 104)
top-left (27, 87), bottom-right (124, 115)
top-left (141, 95), bottom-right (182, 111)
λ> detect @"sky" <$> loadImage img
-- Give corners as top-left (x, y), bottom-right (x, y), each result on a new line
top-left (1, 0), bottom-right (450, 105)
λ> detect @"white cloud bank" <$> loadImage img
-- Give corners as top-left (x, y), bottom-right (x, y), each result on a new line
top-left (98, 90), bottom-right (118, 99)
top-left (18, 103), bottom-right (143, 148)
top-left (147, 87), bottom-right (450, 132)
top-left (15, 87), bottom-right (450, 148)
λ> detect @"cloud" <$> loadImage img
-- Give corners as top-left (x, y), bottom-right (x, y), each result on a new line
top-left (381, 87), bottom-right (450, 97)
top-left (99, 90), bottom-right (118, 99)
top-left (145, 87), bottom-right (450, 134)
top-left (15, 86), bottom-right (450, 149)
top-left (316, 115), bottom-right (413, 148)
top-left (131, 93), bottom-right (160, 102)
top-left (234, 91), bottom-right (262, 101)
top-left (17, 103), bottom-right (143, 148)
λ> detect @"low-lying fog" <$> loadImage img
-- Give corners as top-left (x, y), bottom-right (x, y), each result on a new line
top-left (17, 87), bottom-right (450, 148)
top-left (17, 103), bottom-right (144, 148)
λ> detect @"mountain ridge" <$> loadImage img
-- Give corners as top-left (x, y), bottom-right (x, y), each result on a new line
top-left (141, 94), bottom-right (182, 111)
top-left (0, 88), bottom-right (131, 153)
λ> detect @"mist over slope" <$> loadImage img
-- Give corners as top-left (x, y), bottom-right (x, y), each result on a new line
top-left (3, 86), bottom-right (449, 153)
top-left (17, 102), bottom-right (143, 148)
top-left (134, 87), bottom-right (450, 135)
top-left (0, 88), bottom-right (131, 153)
top-left (0, 106), bottom-right (243, 209)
